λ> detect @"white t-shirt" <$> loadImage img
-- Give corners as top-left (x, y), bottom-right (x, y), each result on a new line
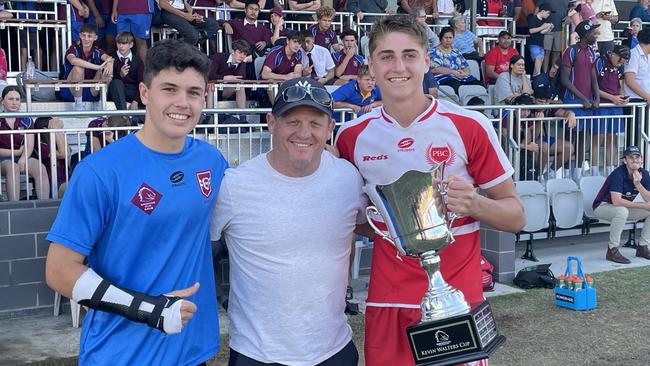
top-left (301, 44), bottom-right (336, 78)
top-left (210, 151), bottom-right (367, 365)
top-left (624, 45), bottom-right (650, 100)
top-left (591, 0), bottom-right (618, 42)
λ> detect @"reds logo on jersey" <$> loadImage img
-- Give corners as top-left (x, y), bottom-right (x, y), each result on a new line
top-left (196, 170), bottom-right (213, 198)
top-left (426, 143), bottom-right (456, 166)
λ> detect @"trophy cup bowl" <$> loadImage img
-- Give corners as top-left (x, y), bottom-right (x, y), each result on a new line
top-left (363, 165), bottom-right (505, 366)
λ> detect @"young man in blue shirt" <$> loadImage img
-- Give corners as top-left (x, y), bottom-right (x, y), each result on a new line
top-left (45, 39), bottom-right (227, 365)
top-left (593, 146), bottom-right (650, 264)
top-left (332, 65), bottom-right (382, 122)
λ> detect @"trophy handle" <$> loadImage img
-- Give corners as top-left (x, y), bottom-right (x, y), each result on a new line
top-left (365, 206), bottom-right (395, 245)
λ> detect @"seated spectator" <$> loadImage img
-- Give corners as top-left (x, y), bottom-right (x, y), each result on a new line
top-left (477, 0), bottom-right (508, 28)
top-left (624, 18), bottom-right (643, 49)
top-left (219, 0), bottom-right (272, 57)
top-left (629, 0), bottom-right (650, 23)
top-left (60, 23), bottom-right (114, 111)
top-left (593, 145), bottom-right (650, 264)
top-left (207, 39), bottom-right (251, 109)
top-left (108, 32), bottom-right (144, 111)
top-left (33, 117), bottom-right (71, 197)
top-left (87, 0), bottom-right (118, 54)
top-left (332, 29), bottom-right (365, 85)
top-left (83, 115), bottom-right (130, 156)
top-left (495, 55), bottom-right (532, 104)
top-left (261, 31), bottom-right (303, 81)
top-left (0, 86), bottom-right (49, 201)
top-left (423, 68), bottom-right (439, 97)
top-left (436, 0), bottom-right (457, 26)
top-left (527, 4), bottom-right (554, 76)
top-left (301, 30), bottom-right (335, 84)
top-left (431, 27), bottom-right (482, 93)
top-left (332, 65), bottom-right (382, 121)
top-left (530, 76), bottom-right (576, 179)
top-left (410, 7), bottom-right (440, 51)
top-left (226, 0), bottom-right (273, 20)
top-left (309, 6), bottom-right (341, 52)
top-left (450, 14), bottom-right (482, 61)
top-left (0, 48), bottom-right (6, 96)
top-left (288, 0), bottom-right (321, 22)
top-left (594, 45), bottom-right (630, 175)
top-left (270, 6), bottom-right (291, 47)
top-left (111, 0), bottom-right (153, 62)
top-left (156, 0), bottom-right (221, 46)
top-left (484, 30), bottom-right (519, 85)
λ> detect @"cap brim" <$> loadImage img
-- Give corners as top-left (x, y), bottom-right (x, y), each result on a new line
top-left (272, 100), bottom-right (333, 118)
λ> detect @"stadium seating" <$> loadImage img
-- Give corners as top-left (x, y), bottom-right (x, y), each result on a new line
top-left (515, 180), bottom-right (550, 261)
top-left (546, 178), bottom-right (585, 233)
top-left (437, 85), bottom-right (460, 105)
top-left (458, 84), bottom-right (489, 106)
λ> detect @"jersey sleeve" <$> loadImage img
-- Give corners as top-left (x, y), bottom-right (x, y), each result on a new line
top-left (209, 171), bottom-right (235, 241)
top-left (642, 169), bottom-right (650, 192)
top-left (46, 162), bottom-right (111, 256)
top-left (609, 170), bottom-right (624, 194)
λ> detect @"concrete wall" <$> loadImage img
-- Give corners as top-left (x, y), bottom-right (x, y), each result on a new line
top-left (0, 200), bottom-right (60, 318)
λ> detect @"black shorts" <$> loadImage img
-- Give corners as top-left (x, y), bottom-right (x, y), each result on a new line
top-left (228, 340), bottom-right (359, 366)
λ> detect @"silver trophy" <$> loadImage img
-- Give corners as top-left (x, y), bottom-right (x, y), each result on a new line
top-left (364, 164), bottom-right (504, 365)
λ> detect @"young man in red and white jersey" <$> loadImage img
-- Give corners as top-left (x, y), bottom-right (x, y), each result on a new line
top-left (334, 15), bottom-right (525, 366)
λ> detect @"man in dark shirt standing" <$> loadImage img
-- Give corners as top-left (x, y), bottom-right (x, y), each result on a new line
top-left (537, 0), bottom-right (569, 73)
top-left (593, 146), bottom-right (650, 264)
top-left (207, 39), bottom-right (251, 109)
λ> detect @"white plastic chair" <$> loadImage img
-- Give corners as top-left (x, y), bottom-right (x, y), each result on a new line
top-left (580, 176), bottom-right (606, 219)
top-left (458, 84), bottom-right (489, 106)
top-left (467, 59), bottom-right (482, 81)
top-left (254, 56), bottom-right (266, 80)
top-left (546, 178), bottom-right (585, 229)
top-left (54, 292), bottom-right (82, 328)
top-left (437, 85), bottom-right (459, 105)
top-left (515, 180), bottom-right (550, 261)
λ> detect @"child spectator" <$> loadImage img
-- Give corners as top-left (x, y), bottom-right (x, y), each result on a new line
top-left (87, 0), bottom-right (117, 53)
top-left (308, 6), bottom-right (341, 52)
top-left (69, 0), bottom-right (91, 43)
top-left (110, 0), bottom-right (153, 62)
top-left (108, 32), bottom-right (144, 110)
top-left (594, 45), bottom-right (630, 175)
top-left (83, 115), bottom-right (130, 156)
top-left (0, 86), bottom-right (49, 201)
top-left (220, 0), bottom-right (272, 57)
top-left (431, 27), bottom-right (482, 92)
top-left (300, 30), bottom-right (335, 84)
top-left (332, 29), bottom-right (365, 85)
top-left (156, 0), bottom-right (221, 46)
top-left (33, 117), bottom-right (71, 197)
top-left (60, 23), bottom-right (114, 111)
top-left (484, 30), bottom-right (519, 85)
top-left (527, 3), bottom-right (554, 76)
top-left (207, 39), bottom-right (251, 110)
top-left (269, 6), bottom-right (291, 47)
top-left (260, 30), bottom-right (303, 81)
top-left (495, 55), bottom-right (533, 103)
top-left (332, 65), bottom-right (382, 121)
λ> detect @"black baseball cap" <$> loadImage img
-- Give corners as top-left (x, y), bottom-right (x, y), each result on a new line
top-left (538, 3), bottom-right (555, 13)
top-left (624, 146), bottom-right (642, 157)
top-left (531, 73), bottom-right (555, 99)
top-left (272, 77), bottom-right (333, 118)
top-left (575, 20), bottom-right (600, 38)
top-left (498, 30), bottom-right (512, 38)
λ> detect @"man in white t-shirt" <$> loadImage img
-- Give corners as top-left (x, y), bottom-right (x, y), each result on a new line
top-left (210, 77), bottom-right (366, 366)
top-left (592, 0), bottom-right (619, 55)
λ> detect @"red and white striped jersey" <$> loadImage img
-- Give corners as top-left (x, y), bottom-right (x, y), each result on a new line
top-left (335, 97), bottom-right (514, 307)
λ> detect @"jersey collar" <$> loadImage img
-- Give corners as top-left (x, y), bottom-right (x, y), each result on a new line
top-left (379, 95), bottom-right (438, 126)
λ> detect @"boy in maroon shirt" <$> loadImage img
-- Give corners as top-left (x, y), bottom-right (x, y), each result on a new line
top-left (207, 39), bottom-right (251, 109)
top-left (308, 6), bottom-right (341, 52)
top-left (220, 0), bottom-right (272, 57)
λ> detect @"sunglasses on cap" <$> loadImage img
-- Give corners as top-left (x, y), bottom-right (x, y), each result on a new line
top-left (281, 85), bottom-right (332, 108)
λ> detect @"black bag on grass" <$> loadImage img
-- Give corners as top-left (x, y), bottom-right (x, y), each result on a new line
top-left (513, 263), bottom-right (556, 289)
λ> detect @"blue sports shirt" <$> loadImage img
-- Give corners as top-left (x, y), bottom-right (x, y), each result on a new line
top-left (593, 164), bottom-right (650, 210)
top-left (47, 134), bottom-right (227, 365)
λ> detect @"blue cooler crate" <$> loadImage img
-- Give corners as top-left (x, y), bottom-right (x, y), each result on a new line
top-left (554, 256), bottom-right (597, 311)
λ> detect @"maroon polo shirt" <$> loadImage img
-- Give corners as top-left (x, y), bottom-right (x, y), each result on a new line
top-left (561, 44), bottom-right (597, 101)
top-left (219, 19), bottom-right (272, 48)
top-left (308, 24), bottom-right (337, 50)
top-left (262, 46), bottom-right (302, 77)
top-left (332, 51), bottom-right (364, 77)
top-left (208, 54), bottom-right (246, 80)
top-left (86, 118), bottom-right (106, 149)
top-left (35, 142), bottom-right (67, 185)
top-left (96, 0), bottom-right (112, 15)
top-left (65, 45), bottom-right (107, 79)
top-left (596, 56), bottom-right (623, 101)
top-left (0, 117), bottom-right (33, 150)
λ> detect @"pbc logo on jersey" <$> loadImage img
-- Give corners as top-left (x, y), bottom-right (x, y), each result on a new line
top-left (426, 143), bottom-right (456, 166)
top-left (131, 183), bottom-right (163, 215)
top-left (363, 154), bottom-right (389, 162)
top-left (397, 137), bottom-right (415, 152)
top-left (196, 170), bottom-right (213, 198)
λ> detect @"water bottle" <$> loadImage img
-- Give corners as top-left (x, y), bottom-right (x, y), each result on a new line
top-left (25, 56), bottom-right (35, 80)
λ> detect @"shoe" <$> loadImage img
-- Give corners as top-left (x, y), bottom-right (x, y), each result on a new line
top-left (606, 247), bottom-right (631, 264)
top-left (636, 245), bottom-right (650, 260)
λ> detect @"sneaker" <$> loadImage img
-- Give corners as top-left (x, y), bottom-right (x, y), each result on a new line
top-left (606, 247), bottom-right (631, 264)
top-left (636, 245), bottom-right (650, 260)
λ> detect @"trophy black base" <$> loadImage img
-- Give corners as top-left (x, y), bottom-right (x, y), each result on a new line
top-left (407, 300), bottom-right (505, 366)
